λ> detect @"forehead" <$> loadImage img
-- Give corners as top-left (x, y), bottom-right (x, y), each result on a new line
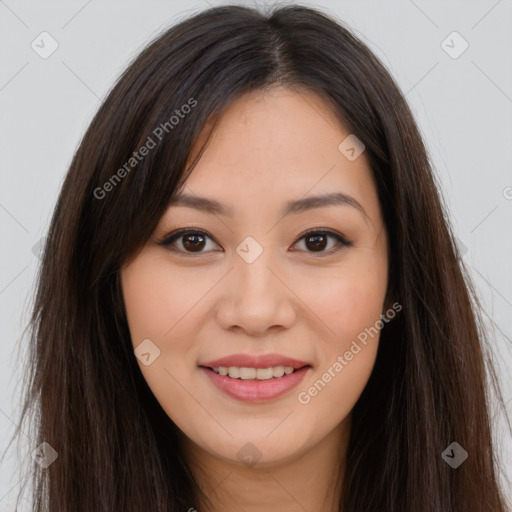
top-left (179, 86), bottom-right (381, 225)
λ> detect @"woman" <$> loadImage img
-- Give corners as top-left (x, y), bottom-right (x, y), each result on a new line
top-left (12, 4), bottom-right (510, 511)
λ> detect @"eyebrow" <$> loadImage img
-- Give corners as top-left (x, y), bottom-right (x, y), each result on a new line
top-left (167, 191), bottom-right (369, 220)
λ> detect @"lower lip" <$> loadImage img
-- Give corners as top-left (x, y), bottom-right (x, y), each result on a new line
top-left (200, 366), bottom-right (311, 403)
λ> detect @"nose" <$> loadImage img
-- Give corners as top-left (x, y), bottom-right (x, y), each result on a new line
top-left (215, 251), bottom-right (296, 336)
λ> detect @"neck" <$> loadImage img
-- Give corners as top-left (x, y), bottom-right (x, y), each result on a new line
top-left (180, 415), bottom-right (350, 512)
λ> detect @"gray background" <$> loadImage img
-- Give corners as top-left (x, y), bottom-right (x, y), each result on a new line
top-left (1, 0), bottom-right (511, 509)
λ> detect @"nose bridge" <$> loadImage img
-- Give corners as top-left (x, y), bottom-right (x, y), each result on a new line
top-left (234, 242), bottom-right (281, 305)
top-left (217, 239), bottom-right (295, 333)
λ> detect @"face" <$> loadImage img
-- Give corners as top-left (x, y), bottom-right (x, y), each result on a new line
top-left (121, 86), bottom-right (389, 469)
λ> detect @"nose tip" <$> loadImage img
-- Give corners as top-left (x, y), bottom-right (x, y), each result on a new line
top-left (214, 246), bottom-right (298, 334)
top-left (232, 323), bottom-right (282, 337)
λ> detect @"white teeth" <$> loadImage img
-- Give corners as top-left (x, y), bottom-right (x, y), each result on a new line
top-left (228, 366), bottom-right (240, 379)
top-left (212, 365), bottom-right (298, 379)
top-left (255, 368), bottom-right (273, 380)
top-left (273, 366), bottom-right (285, 378)
top-left (239, 367), bottom-right (256, 380)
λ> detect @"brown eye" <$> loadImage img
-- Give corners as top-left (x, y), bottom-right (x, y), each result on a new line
top-left (292, 230), bottom-right (352, 256)
top-left (181, 233), bottom-right (207, 252)
top-left (157, 229), bottom-right (219, 254)
top-left (304, 233), bottom-right (328, 251)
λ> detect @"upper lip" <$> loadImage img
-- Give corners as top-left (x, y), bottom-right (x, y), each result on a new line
top-left (200, 353), bottom-right (312, 369)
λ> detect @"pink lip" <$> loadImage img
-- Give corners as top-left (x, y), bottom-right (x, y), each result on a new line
top-left (200, 353), bottom-right (311, 370)
top-left (200, 366), bottom-right (311, 403)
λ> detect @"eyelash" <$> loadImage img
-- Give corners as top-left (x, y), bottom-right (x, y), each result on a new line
top-left (156, 228), bottom-right (353, 257)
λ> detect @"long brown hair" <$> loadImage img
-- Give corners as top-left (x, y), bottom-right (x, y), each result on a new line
top-left (8, 4), bottom-right (510, 511)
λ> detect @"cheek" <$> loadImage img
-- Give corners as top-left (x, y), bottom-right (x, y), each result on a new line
top-left (121, 255), bottom-right (205, 421)
top-left (298, 264), bottom-right (387, 347)
top-left (294, 276), bottom-right (384, 419)
top-left (291, 253), bottom-right (388, 404)
top-left (121, 253), bottom-right (213, 342)
top-left (120, 255), bottom-right (193, 382)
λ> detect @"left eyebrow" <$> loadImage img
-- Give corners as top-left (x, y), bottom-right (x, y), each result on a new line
top-left (282, 192), bottom-right (369, 221)
top-left (167, 191), bottom-right (369, 221)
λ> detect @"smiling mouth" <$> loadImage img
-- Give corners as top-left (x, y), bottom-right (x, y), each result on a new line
top-left (199, 364), bottom-right (312, 403)
top-left (202, 365), bottom-right (311, 380)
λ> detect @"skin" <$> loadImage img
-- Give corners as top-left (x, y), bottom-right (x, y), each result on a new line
top-left (121, 85), bottom-right (390, 512)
